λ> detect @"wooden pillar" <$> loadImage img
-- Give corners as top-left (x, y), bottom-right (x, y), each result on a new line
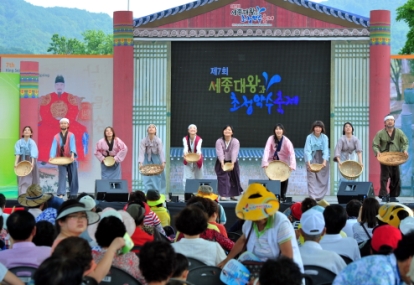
top-left (113, 11), bottom-right (134, 190)
top-left (369, 10), bottom-right (391, 195)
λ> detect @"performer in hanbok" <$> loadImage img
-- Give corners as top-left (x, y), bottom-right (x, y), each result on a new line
top-left (262, 124), bottom-right (296, 202)
top-left (38, 75), bottom-right (88, 162)
top-left (94, 127), bottom-right (128, 179)
top-left (139, 124), bottom-right (166, 194)
top-left (304, 121), bottom-right (329, 200)
top-left (182, 124), bottom-right (203, 187)
top-left (334, 122), bottom-right (363, 181)
top-left (49, 118), bottom-right (78, 199)
top-left (215, 125), bottom-right (243, 201)
top-left (14, 126), bottom-right (40, 195)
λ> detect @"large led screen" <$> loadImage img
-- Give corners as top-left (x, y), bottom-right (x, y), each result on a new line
top-left (171, 41), bottom-right (331, 147)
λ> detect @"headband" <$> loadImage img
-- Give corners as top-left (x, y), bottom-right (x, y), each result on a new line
top-left (384, 115), bottom-right (395, 122)
top-left (188, 124), bottom-right (197, 130)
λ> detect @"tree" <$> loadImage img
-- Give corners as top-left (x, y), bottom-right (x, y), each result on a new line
top-left (397, 0), bottom-right (414, 54)
top-left (391, 59), bottom-right (402, 100)
top-left (47, 30), bottom-right (113, 55)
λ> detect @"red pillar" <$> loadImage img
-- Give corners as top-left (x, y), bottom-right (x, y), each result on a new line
top-left (369, 10), bottom-right (391, 195)
top-left (113, 11), bottom-right (134, 190)
top-left (19, 61), bottom-right (39, 142)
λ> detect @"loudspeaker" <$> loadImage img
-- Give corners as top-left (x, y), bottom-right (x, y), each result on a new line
top-left (248, 179), bottom-right (281, 199)
top-left (184, 179), bottom-right (218, 201)
top-left (337, 181), bottom-right (375, 204)
top-left (95, 179), bottom-right (129, 202)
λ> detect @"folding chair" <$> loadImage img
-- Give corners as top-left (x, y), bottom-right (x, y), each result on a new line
top-left (99, 266), bottom-right (142, 285)
top-left (303, 265), bottom-right (336, 285)
top-left (8, 266), bottom-right (37, 285)
top-left (187, 265), bottom-right (225, 285)
top-left (187, 257), bottom-right (207, 270)
top-left (339, 255), bottom-right (353, 265)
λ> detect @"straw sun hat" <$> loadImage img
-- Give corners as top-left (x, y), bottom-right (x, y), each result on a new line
top-left (18, 184), bottom-right (53, 207)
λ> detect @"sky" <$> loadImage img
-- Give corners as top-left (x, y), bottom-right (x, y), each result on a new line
top-left (24, 0), bottom-right (326, 18)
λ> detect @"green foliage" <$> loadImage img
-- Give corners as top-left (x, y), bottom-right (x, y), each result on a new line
top-left (0, 0), bottom-right (112, 54)
top-left (47, 31), bottom-right (113, 55)
top-left (397, 0), bottom-right (414, 54)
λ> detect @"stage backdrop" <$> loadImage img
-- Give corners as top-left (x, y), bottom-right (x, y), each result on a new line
top-left (0, 73), bottom-right (20, 197)
top-left (0, 56), bottom-right (113, 197)
top-left (171, 41), bottom-right (331, 148)
top-left (391, 57), bottom-right (414, 196)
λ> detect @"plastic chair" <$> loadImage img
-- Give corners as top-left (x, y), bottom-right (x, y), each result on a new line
top-left (99, 266), bottom-right (142, 285)
top-left (339, 255), bottom-right (353, 265)
top-left (187, 257), bottom-right (207, 270)
top-left (303, 265), bottom-right (336, 285)
top-left (227, 231), bottom-right (241, 242)
top-left (8, 266), bottom-right (37, 285)
top-left (187, 265), bottom-right (225, 285)
top-left (167, 278), bottom-right (196, 285)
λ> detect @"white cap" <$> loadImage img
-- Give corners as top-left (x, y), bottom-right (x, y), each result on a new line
top-left (400, 217), bottom-right (414, 235)
top-left (188, 124), bottom-right (197, 130)
top-left (60, 118), bottom-right (69, 124)
top-left (300, 209), bottom-right (325, 235)
top-left (79, 196), bottom-right (96, 211)
top-left (384, 115), bottom-right (395, 122)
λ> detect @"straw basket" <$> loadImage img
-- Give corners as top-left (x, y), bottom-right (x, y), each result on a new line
top-left (339, 161), bottom-right (363, 180)
top-left (265, 160), bottom-right (291, 182)
top-left (309, 163), bottom-right (324, 173)
top-left (140, 164), bottom-right (163, 176)
top-left (222, 162), bottom-right (234, 172)
top-left (14, 161), bottom-right (33, 177)
top-left (48, 157), bottom-right (72, 165)
top-left (103, 156), bottom-right (116, 167)
top-left (377, 152), bottom-right (408, 166)
top-left (184, 153), bottom-right (201, 163)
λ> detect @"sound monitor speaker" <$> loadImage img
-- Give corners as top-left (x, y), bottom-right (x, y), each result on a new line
top-left (248, 180), bottom-right (281, 199)
top-left (95, 179), bottom-right (129, 202)
top-left (184, 179), bottom-right (218, 201)
top-left (337, 181), bottom-right (375, 204)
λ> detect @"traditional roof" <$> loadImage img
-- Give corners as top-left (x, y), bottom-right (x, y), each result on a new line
top-left (170, 147), bottom-right (307, 160)
top-left (134, 0), bottom-right (369, 28)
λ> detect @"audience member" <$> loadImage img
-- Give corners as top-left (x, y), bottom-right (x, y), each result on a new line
top-left (195, 185), bottom-right (227, 224)
top-left (299, 209), bottom-right (346, 274)
top-left (172, 253), bottom-right (189, 280)
top-left (33, 256), bottom-right (86, 285)
top-left (17, 184), bottom-right (52, 219)
top-left (353, 197), bottom-right (379, 243)
top-left (257, 257), bottom-right (303, 285)
top-left (370, 225), bottom-right (402, 255)
top-left (0, 194), bottom-right (9, 231)
top-left (320, 204), bottom-right (361, 261)
top-left (0, 210), bottom-right (51, 268)
top-left (400, 217), bottom-right (414, 236)
top-left (92, 216), bottom-right (145, 283)
top-left (301, 197), bottom-right (317, 214)
top-left (342, 199), bottom-right (361, 238)
top-left (52, 236), bottom-right (124, 283)
top-left (172, 206), bottom-right (226, 266)
top-left (32, 220), bottom-right (55, 247)
top-left (219, 184), bottom-right (303, 271)
top-left (126, 190), bottom-right (166, 235)
top-left (187, 196), bottom-right (227, 237)
top-left (126, 203), bottom-right (154, 254)
top-left (377, 202), bottom-right (413, 228)
top-left (53, 200), bottom-right (100, 250)
top-left (139, 241), bottom-right (176, 285)
top-left (333, 231), bottom-right (414, 284)
top-left (146, 190), bottom-right (170, 227)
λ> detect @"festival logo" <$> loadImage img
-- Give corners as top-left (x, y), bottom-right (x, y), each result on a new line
top-left (208, 67), bottom-right (299, 115)
top-left (230, 4), bottom-right (274, 27)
